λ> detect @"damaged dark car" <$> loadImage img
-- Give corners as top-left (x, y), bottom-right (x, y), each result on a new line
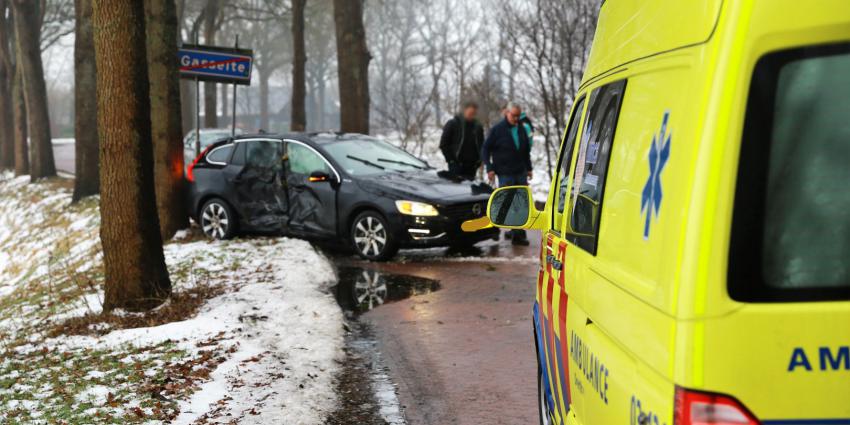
top-left (186, 133), bottom-right (498, 260)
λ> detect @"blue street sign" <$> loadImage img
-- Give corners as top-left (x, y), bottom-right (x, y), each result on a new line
top-left (179, 44), bottom-right (254, 85)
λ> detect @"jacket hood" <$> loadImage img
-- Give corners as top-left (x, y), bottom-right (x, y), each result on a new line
top-left (356, 170), bottom-right (493, 204)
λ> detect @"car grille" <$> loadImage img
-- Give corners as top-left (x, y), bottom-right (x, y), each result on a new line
top-left (440, 201), bottom-right (487, 221)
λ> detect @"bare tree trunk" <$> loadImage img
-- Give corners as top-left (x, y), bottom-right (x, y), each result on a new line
top-left (333, 0), bottom-right (370, 134)
top-left (202, 0), bottom-right (220, 128)
top-left (92, 0), bottom-right (171, 311)
top-left (146, 0), bottom-right (188, 240)
top-left (0, 0), bottom-right (14, 170)
top-left (73, 0), bottom-right (99, 201)
top-left (180, 79), bottom-right (194, 135)
top-left (219, 82), bottom-right (228, 125)
top-left (290, 0), bottom-right (307, 132)
top-left (0, 63), bottom-right (11, 169)
top-left (259, 68), bottom-right (270, 131)
top-left (11, 0), bottom-right (55, 180)
top-left (12, 53), bottom-right (27, 176)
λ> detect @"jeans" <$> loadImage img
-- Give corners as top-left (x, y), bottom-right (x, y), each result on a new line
top-left (497, 173), bottom-right (529, 240)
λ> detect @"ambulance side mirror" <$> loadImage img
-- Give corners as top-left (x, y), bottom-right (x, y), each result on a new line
top-left (487, 186), bottom-right (544, 230)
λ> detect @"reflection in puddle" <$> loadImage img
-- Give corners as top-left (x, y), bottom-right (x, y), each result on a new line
top-left (333, 267), bottom-right (440, 314)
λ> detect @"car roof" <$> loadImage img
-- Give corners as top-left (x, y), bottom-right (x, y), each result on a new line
top-left (231, 132), bottom-right (381, 146)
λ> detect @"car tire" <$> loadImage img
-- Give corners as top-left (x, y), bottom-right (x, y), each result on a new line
top-left (350, 211), bottom-right (398, 261)
top-left (538, 365), bottom-right (553, 425)
top-left (199, 198), bottom-right (237, 240)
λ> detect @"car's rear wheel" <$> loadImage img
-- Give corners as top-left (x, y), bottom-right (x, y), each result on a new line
top-left (350, 211), bottom-right (398, 261)
top-left (538, 366), bottom-right (553, 425)
top-left (200, 199), bottom-right (236, 240)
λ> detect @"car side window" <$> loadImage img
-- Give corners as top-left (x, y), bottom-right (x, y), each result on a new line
top-left (287, 143), bottom-right (332, 175)
top-left (230, 142), bottom-right (246, 166)
top-left (567, 79), bottom-right (626, 254)
top-left (553, 96), bottom-right (586, 234)
top-left (206, 145), bottom-right (234, 164)
top-left (245, 140), bottom-right (283, 171)
top-left (729, 43), bottom-right (850, 302)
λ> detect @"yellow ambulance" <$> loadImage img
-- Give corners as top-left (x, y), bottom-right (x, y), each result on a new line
top-left (465, 0), bottom-right (850, 423)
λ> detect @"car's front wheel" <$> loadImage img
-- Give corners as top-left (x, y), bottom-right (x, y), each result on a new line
top-left (200, 199), bottom-right (236, 240)
top-left (350, 211), bottom-right (398, 261)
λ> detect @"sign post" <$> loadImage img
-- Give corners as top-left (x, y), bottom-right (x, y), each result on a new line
top-left (178, 43), bottom-right (254, 155)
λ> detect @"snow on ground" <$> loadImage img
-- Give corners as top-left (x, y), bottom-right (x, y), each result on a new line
top-left (0, 172), bottom-right (344, 424)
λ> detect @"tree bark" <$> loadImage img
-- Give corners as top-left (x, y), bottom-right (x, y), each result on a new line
top-left (73, 0), bottom-right (99, 201)
top-left (0, 0), bottom-right (14, 169)
top-left (180, 79), bottom-right (194, 135)
top-left (259, 68), bottom-right (270, 131)
top-left (202, 0), bottom-right (220, 128)
top-left (290, 0), bottom-right (307, 132)
top-left (11, 53), bottom-right (27, 176)
top-left (92, 0), bottom-right (171, 311)
top-left (146, 0), bottom-right (188, 240)
top-left (0, 0), bottom-right (15, 169)
top-left (0, 61), bottom-right (11, 170)
top-left (332, 0), bottom-right (370, 134)
top-left (11, 0), bottom-right (56, 180)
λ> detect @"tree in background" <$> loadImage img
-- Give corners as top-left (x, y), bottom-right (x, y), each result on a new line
top-left (290, 0), bottom-right (306, 131)
top-left (499, 0), bottom-right (599, 178)
top-left (11, 0), bottom-right (56, 180)
top-left (72, 0), bottom-right (99, 202)
top-left (202, 0), bottom-right (224, 128)
top-left (333, 0), bottom-right (369, 134)
top-left (92, 0), bottom-right (171, 311)
top-left (0, 0), bottom-right (14, 170)
top-left (146, 0), bottom-right (188, 239)
top-left (11, 42), bottom-right (27, 176)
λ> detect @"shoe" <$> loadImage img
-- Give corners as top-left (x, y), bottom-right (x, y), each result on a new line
top-left (512, 238), bottom-right (530, 246)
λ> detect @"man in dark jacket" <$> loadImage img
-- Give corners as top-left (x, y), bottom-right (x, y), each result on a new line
top-left (439, 101), bottom-right (485, 180)
top-left (481, 102), bottom-right (533, 245)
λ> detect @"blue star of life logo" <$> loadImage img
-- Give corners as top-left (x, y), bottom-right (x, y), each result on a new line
top-left (641, 111), bottom-right (671, 239)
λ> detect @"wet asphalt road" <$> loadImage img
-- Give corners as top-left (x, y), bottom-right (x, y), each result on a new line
top-left (333, 235), bottom-right (542, 425)
top-left (57, 139), bottom-right (542, 423)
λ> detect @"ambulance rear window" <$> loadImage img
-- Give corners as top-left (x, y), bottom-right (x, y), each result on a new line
top-left (729, 43), bottom-right (850, 302)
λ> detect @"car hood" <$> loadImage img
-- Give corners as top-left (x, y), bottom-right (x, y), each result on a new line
top-left (355, 170), bottom-right (493, 204)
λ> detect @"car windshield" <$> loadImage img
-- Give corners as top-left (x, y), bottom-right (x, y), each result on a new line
top-left (200, 132), bottom-right (231, 148)
top-left (323, 138), bottom-right (429, 176)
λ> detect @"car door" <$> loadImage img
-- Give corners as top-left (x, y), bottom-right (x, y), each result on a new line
top-left (283, 140), bottom-right (338, 238)
top-left (229, 139), bottom-right (289, 231)
top-left (538, 94), bottom-right (587, 424)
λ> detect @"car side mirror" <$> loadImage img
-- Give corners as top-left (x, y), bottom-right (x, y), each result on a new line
top-left (308, 171), bottom-right (332, 183)
top-left (461, 185), bottom-right (545, 232)
top-left (488, 186), bottom-right (544, 229)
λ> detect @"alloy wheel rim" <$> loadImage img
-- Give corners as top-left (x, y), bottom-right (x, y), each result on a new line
top-left (353, 269), bottom-right (388, 310)
top-left (354, 216), bottom-right (387, 257)
top-left (202, 203), bottom-right (229, 239)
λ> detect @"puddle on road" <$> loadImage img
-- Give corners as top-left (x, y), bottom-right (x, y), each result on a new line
top-left (326, 267), bottom-right (440, 425)
top-left (332, 267), bottom-right (440, 315)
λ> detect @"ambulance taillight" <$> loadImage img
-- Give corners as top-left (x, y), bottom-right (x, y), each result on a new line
top-left (674, 387), bottom-right (759, 425)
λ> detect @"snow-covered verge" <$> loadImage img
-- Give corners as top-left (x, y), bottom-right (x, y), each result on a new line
top-left (0, 172), bottom-right (343, 424)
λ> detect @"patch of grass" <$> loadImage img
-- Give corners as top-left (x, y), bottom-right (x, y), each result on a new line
top-left (0, 336), bottom-right (234, 424)
top-left (49, 283), bottom-right (227, 338)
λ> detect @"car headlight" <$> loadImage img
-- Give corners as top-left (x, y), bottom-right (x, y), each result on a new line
top-left (395, 200), bottom-right (439, 216)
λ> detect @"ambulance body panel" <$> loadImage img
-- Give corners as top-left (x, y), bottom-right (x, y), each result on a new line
top-left (475, 0), bottom-right (850, 424)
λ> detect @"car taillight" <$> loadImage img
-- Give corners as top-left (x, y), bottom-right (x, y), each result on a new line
top-left (186, 146), bottom-right (213, 183)
top-left (674, 387), bottom-right (759, 425)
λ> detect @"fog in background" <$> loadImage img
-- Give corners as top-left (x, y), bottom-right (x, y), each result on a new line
top-left (43, 0), bottom-right (599, 178)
